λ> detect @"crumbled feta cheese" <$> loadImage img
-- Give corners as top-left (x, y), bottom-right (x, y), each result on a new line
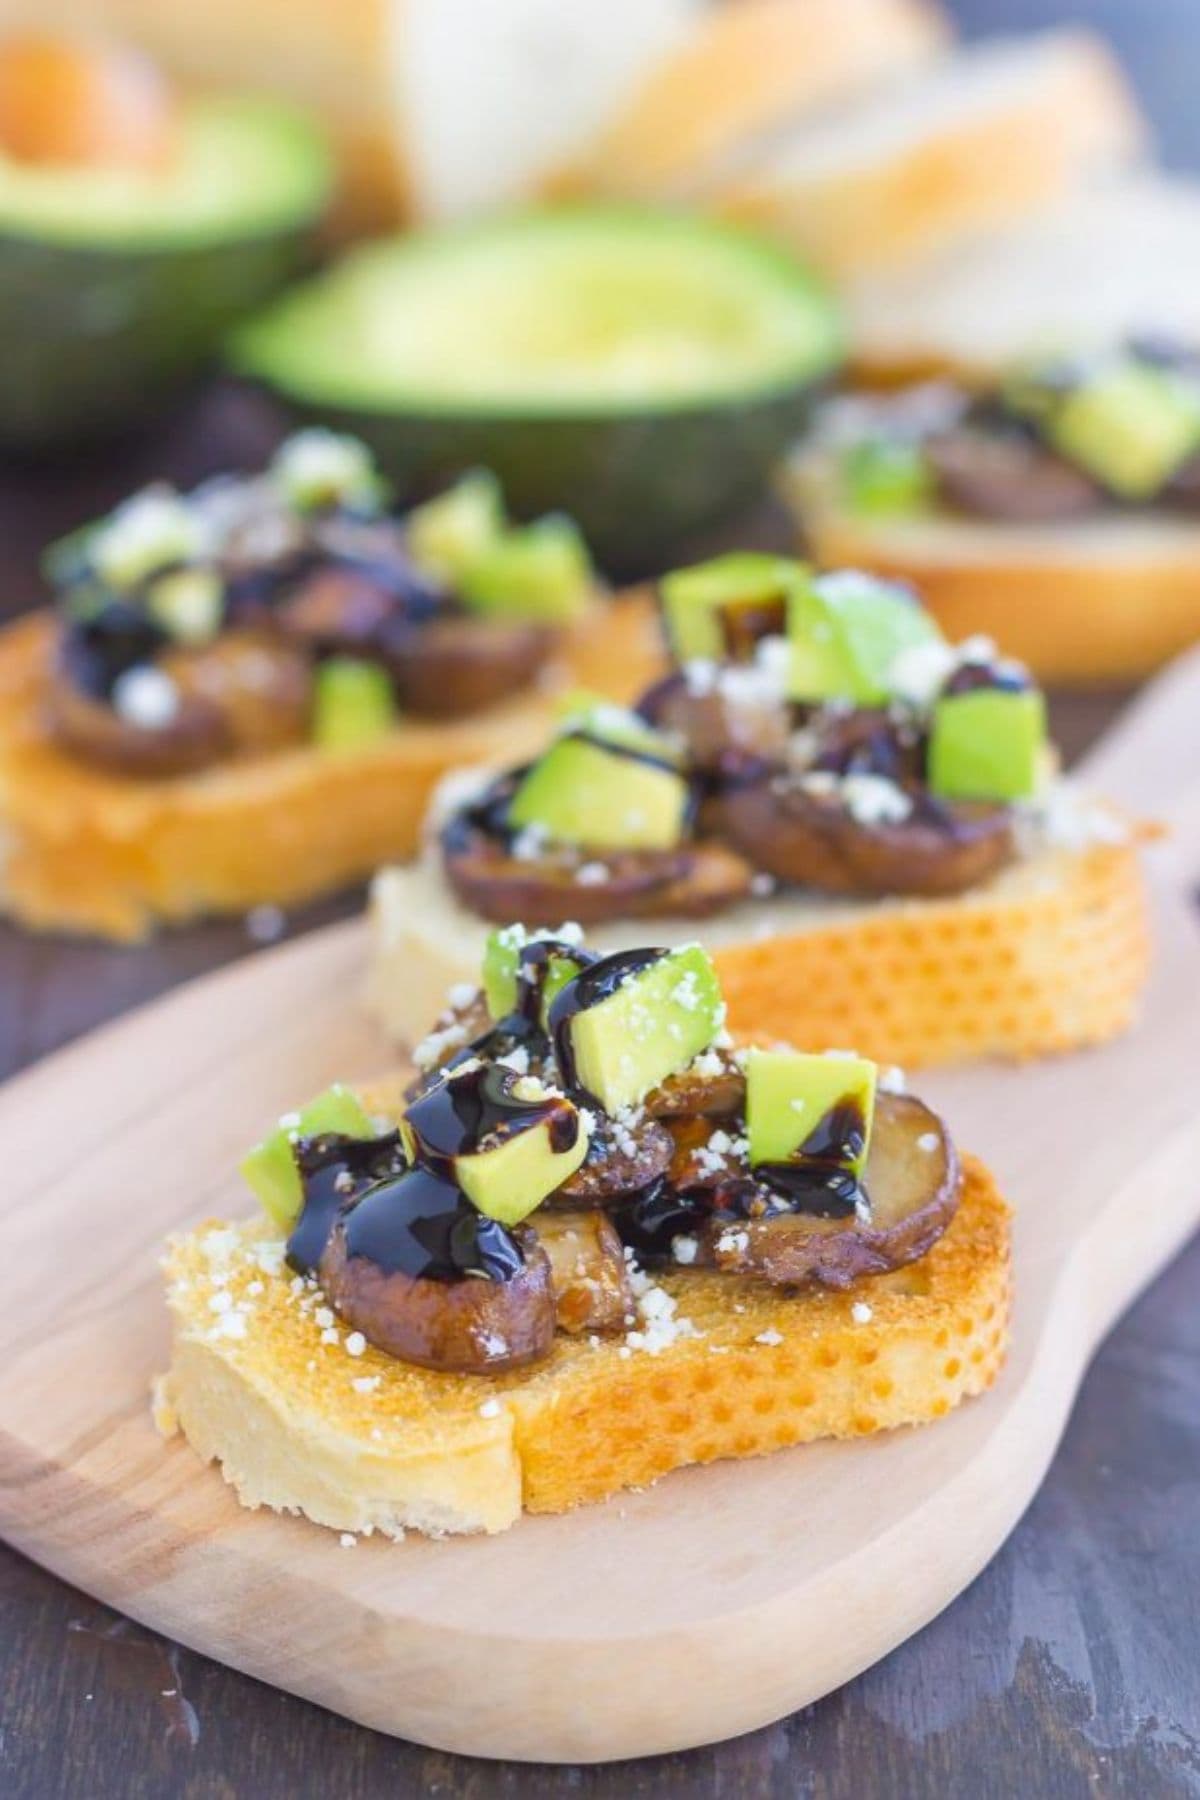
top-left (575, 862), bottom-right (610, 885)
top-left (916, 1132), bottom-right (940, 1153)
top-left (840, 773), bottom-right (913, 827)
top-left (339, 1532), bottom-right (357, 1548)
top-left (671, 1235), bottom-right (698, 1265)
top-left (111, 666), bottom-right (180, 731)
top-left (851, 1302), bottom-right (874, 1324)
top-left (245, 904), bottom-right (286, 944)
top-left (750, 872), bottom-right (777, 898)
top-left (446, 981), bottom-right (478, 1011)
top-left (315, 1307), bottom-right (335, 1329)
top-left (478, 1398), bottom-right (501, 1419)
top-left (755, 1329), bottom-right (783, 1347)
top-left (412, 1021), bottom-right (469, 1070)
top-left (511, 823), bottom-right (551, 861)
top-left (352, 1376), bottom-right (380, 1395)
top-left (345, 1332), bottom-right (367, 1357)
top-left (496, 1045), bottom-right (531, 1076)
top-left (879, 1065), bottom-right (907, 1094)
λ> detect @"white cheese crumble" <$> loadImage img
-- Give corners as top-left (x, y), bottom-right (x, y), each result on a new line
top-left (755, 1329), bottom-right (783, 1347)
top-left (851, 1302), bottom-right (874, 1325)
top-left (339, 1532), bottom-right (358, 1548)
top-left (879, 1065), bottom-right (907, 1095)
top-left (840, 773), bottom-right (913, 826)
top-left (671, 1235), bottom-right (698, 1265)
top-left (446, 981), bottom-right (478, 1010)
top-left (245, 904), bottom-right (286, 944)
top-left (351, 1376), bottom-right (380, 1395)
top-left (111, 666), bottom-right (180, 730)
top-left (412, 1020), bottom-right (469, 1070)
top-left (916, 1132), bottom-right (940, 1153)
top-left (575, 862), bottom-right (610, 885)
top-left (478, 1398), bottom-right (501, 1419)
top-left (345, 1332), bottom-right (367, 1358)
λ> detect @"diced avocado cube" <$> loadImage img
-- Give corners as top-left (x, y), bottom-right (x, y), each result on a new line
top-left (272, 428), bottom-right (384, 514)
top-left (927, 687), bottom-right (1047, 803)
top-left (454, 1095), bottom-right (591, 1226)
top-left (554, 944), bottom-right (724, 1115)
top-left (482, 926), bottom-right (585, 1023)
top-left (508, 733), bottom-right (689, 852)
top-left (460, 515), bottom-right (594, 623)
top-left (91, 487), bottom-right (203, 588)
top-left (1049, 361), bottom-right (1200, 500)
top-left (241, 1084), bottom-right (375, 1231)
top-left (660, 551), bottom-right (804, 664)
top-left (746, 1049), bottom-right (876, 1175)
top-left (146, 567), bottom-right (224, 645)
top-left (841, 439), bottom-right (933, 518)
top-left (312, 657), bottom-right (398, 751)
top-left (562, 699), bottom-right (685, 765)
top-left (406, 470), bottom-right (506, 584)
top-left (787, 569), bottom-right (943, 705)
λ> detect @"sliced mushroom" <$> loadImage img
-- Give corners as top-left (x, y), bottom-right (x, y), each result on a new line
top-left (160, 629), bottom-right (312, 757)
top-left (723, 774), bottom-right (1015, 897)
top-left (320, 1209), bottom-right (555, 1374)
top-left (926, 426), bottom-right (1102, 523)
top-left (385, 615), bottom-right (554, 719)
top-left (640, 672), bottom-right (790, 778)
top-left (550, 1116), bottom-right (675, 1206)
top-left (704, 1093), bottom-right (960, 1289)
top-left (644, 1053), bottom-right (746, 1121)
top-left (533, 1210), bottom-right (632, 1334)
top-left (444, 827), bottom-right (755, 926)
top-left (45, 657), bottom-right (228, 777)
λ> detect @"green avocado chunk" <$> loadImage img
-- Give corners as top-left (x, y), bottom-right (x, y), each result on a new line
top-left (660, 551), bottom-right (804, 663)
top-left (746, 1049), bottom-right (876, 1175)
top-left (406, 470), bottom-right (506, 585)
top-left (271, 428), bottom-right (385, 515)
top-left (841, 438), bottom-right (933, 519)
top-left (460, 515), bottom-right (593, 623)
top-left (554, 944), bottom-right (724, 1115)
top-left (241, 1084), bottom-right (376, 1231)
top-left (312, 657), bottom-right (398, 751)
top-left (787, 569), bottom-right (943, 705)
top-left (1048, 360), bottom-right (1200, 500)
top-left (482, 926), bottom-right (586, 1023)
top-left (452, 1086), bottom-right (590, 1227)
top-left (927, 687), bottom-right (1046, 803)
top-left (508, 730), bottom-right (689, 852)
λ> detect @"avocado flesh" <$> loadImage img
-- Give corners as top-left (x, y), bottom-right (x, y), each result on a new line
top-left (461, 515), bottom-right (593, 623)
top-left (0, 97), bottom-right (329, 451)
top-left (1049, 362), bottom-right (1200, 500)
top-left (787, 571), bottom-right (943, 705)
top-left (483, 927), bottom-right (584, 1023)
top-left (312, 658), bottom-right (397, 751)
top-left (841, 439), bottom-right (933, 519)
top-left (406, 471), bottom-right (505, 586)
top-left (508, 735), bottom-right (689, 851)
top-left (232, 209), bottom-right (843, 569)
top-left (454, 1110), bottom-right (591, 1227)
top-left (660, 551), bottom-right (804, 663)
top-left (927, 688), bottom-right (1046, 803)
top-left (241, 1085), bottom-right (375, 1232)
top-left (746, 1050), bottom-right (876, 1176)
top-left (558, 944), bottom-right (723, 1115)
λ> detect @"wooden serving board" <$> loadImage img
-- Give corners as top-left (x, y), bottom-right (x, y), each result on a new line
top-left (2, 653), bottom-right (1200, 1765)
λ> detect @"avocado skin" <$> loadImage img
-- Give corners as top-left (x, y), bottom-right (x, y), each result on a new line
top-left (0, 227), bottom-right (317, 453)
top-left (255, 379), bottom-right (830, 575)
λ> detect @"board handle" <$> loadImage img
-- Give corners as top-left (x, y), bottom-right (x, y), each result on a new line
top-left (1078, 646), bottom-right (1200, 879)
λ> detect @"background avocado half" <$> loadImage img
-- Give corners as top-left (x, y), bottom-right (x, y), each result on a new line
top-left (231, 208), bottom-right (844, 572)
top-left (0, 97), bottom-right (331, 454)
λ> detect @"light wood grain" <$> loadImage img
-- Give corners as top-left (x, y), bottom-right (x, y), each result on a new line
top-left (1, 651), bottom-right (1198, 1764)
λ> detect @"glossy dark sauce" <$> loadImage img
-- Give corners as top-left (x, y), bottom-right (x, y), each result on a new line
top-left (943, 661), bottom-right (1030, 697)
top-left (405, 1061), bottom-right (580, 1169)
top-left (757, 1096), bottom-right (869, 1220)
top-left (286, 1130), bottom-right (406, 1275)
top-left (718, 594), bottom-right (787, 661)
top-left (341, 1165), bottom-right (525, 1282)
top-left (547, 947), bottom-right (668, 1102)
top-left (60, 601), bottom-right (170, 700)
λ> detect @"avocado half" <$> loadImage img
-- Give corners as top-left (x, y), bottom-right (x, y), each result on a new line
top-left (233, 209), bottom-right (844, 570)
top-left (0, 97), bottom-right (331, 453)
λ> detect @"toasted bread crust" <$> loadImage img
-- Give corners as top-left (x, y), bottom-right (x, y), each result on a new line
top-left (715, 33), bottom-right (1143, 280)
top-left (160, 1156), bottom-right (1011, 1535)
top-left (368, 829), bottom-right (1150, 1070)
top-left (787, 462), bottom-right (1200, 684)
top-left (0, 593), bottom-right (663, 940)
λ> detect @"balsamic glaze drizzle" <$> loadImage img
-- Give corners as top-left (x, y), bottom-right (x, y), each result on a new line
top-left (341, 1165), bottom-right (526, 1283)
top-left (286, 1130), bottom-right (406, 1276)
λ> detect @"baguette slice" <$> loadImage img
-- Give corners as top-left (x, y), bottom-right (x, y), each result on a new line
top-left (0, 592), bottom-right (663, 941)
top-left (557, 0), bottom-right (948, 201)
top-left (847, 176), bottom-right (1200, 384)
top-left (785, 444), bottom-right (1200, 685)
top-left (15, 0), bottom-right (703, 228)
top-left (158, 1155), bottom-right (1011, 1537)
top-left (715, 30), bottom-right (1146, 280)
top-left (368, 802), bottom-right (1150, 1069)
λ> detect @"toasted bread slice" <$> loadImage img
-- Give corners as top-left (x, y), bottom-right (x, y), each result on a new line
top-left (785, 446), bottom-right (1200, 685)
top-left (368, 808), bottom-right (1150, 1070)
top-left (557, 0), bottom-right (948, 202)
top-left (846, 176), bottom-right (1200, 385)
top-left (714, 31), bottom-right (1145, 281)
top-left (0, 592), bottom-right (663, 941)
top-left (159, 1153), bottom-right (1011, 1537)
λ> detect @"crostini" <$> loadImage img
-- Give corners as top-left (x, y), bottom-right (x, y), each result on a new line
top-left (158, 934), bottom-right (1011, 1537)
top-left (0, 433), bottom-right (661, 939)
top-left (368, 558), bottom-right (1150, 1067)
top-left (786, 342), bottom-right (1200, 682)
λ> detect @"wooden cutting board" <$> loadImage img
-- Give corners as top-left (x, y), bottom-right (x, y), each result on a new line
top-left (2, 651), bottom-right (1199, 1765)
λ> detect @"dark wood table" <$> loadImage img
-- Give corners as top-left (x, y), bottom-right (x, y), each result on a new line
top-left (3, 4), bottom-right (1199, 1795)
